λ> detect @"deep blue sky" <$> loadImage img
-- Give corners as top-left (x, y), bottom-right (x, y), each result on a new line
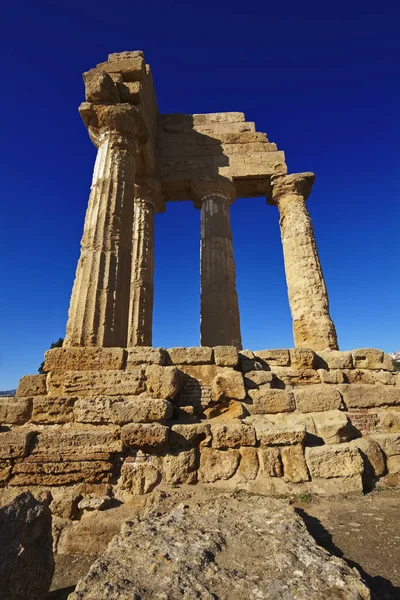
top-left (1, 1), bottom-right (399, 388)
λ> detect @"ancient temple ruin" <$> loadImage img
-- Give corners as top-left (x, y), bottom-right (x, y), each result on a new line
top-left (1, 53), bottom-right (399, 522)
top-left (64, 50), bottom-right (337, 352)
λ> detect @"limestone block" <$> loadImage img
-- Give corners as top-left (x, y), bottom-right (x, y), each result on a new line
top-left (10, 460), bottom-right (114, 486)
top-left (198, 448), bottom-right (240, 482)
top-left (290, 348), bottom-right (317, 369)
top-left (311, 475), bottom-right (363, 495)
top-left (253, 349), bottom-right (290, 367)
top-left (312, 410), bottom-right (355, 444)
top-left (377, 409), bottom-right (400, 433)
top-left (127, 347), bottom-right (166, 366)
top-left (83, 68), bottom-right (118, 103)
top-left (118, 461), bottom-right (161, 496)
top-left (162, 449), bottom-right (197, 484)
top-left (247, 389), bottom-right (295, 414)
top-left (271, 367), bottom-right (320, 386)
top-left (97, 54), bottom-right (146, 81)
top-left (144, 365), bottom-right (180, 400)
top-left (193, 112), bottom-right (246, 124)
top-left (46, 372), bottom-right (64, 397)
top-left (44, 347), bottom-right (126, 372)
top-left (0, 461), bottom-right (12, 483)
top-left (281, 445), bottom-right (310, 483)
top-left (254, 424), bottom-right (306, 446)
top-left (294, 385), bottom-right (342, 413)
top-left (63, 369), bottom-right (145, 397)
top-left (166, 347), bottom-right (213, 365)
top-left (51, 490), bottom-right (83, 519)
top-left (121, 423), bottom-right (169, 450)
top-left (0, 397), bottom-right (32, 425)
top-left (352, 348), bottom-right (394, 371)
top-left (238, 350), bottom-right (258, 373)
top-left (118, 81), bottom-right (142, 104)
top-left (210, 423), bottom-right (256, 449)
top-left (31, 429), bottom-right (121, 458)
top-left (374, 371), bottom-right (397, 385)
top-left (316, 350), bottom-right (353, 370)
top-left (269, 412), bottom-right (317, 436)
top-left (342, 370), bottom-right (378, 385)
top-left (371, 433), bottom-right (400, 456)
top-left (318, 369), bottom-right (345, 384)
top-left (213, 346), bottom-right (239, 367)
top-left (16, 374), bottom-right (47, 397)
top-left (377, 473), bottom-right (400, 488)
top-left (258, 447), bottom-right (283, 477)
top-left (204, 399), bottom-right (246, 420)
top-left (305, 444), bottom-right (363, 479)
top-left (237, 447), bottom-right (259, 481)
top-left (31, 396), bottom-right (76, 424)
top-left (0, 431), bottom-right (35, 459)
top-left (350, 438), bottom-right (385, 477)
top-left (75, 397), bottom-right (173, 424)
top-left (211, 371), bottom-right (246, 401)
top-left (194, 121), bottom-right (256, 135)
top-left (170, 423), bottom-right (211, 447)
top-left (218, 132), bottom-right (269, 144)
top-left (244, 370), bottom-right (273, 389)
top-left (342, 384), bottom-right (400, 408)
top-left (386, 455), bottom-right (400, 474)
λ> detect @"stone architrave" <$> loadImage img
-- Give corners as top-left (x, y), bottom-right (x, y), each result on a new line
top-left (192, 177), bottom-right (242, 350)
top-left (64, 102), bottom-right (148, 347)
top-left (128, 180), bottom-right (165, 346)
top-left (269, 172), bottom-right (338, 351)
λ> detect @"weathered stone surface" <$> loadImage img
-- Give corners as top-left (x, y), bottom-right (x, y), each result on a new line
top-left (318, 368), bottom-right (345, 384)
top-left (211, 370), bottom-right (246, 401)
top-left (352, 349), bottom-right (394, 371)
top-left (144, 364), bottom-right (180, 399)
top-left (386, 455), bottom-right (400, 474)
top-left (63, 369), bottom-right (144, 397)
top-left (237, 447), bottom-right (259, 481)
top-left (121, 423), bottom-right (169, 450)
top-left (213, 345), bottom-right (239, 367)
top-left (162, 449), bottom-right (197, 484)
top-left (127, 347), bottom-right (166, 366)
top-left (290, 348), bottom-right (317, 369)
top-left (11, 460), bottom-right (114, 486)
top-left (317, 350), bottom-right (353, 370)
top-left (167, 346), bottom-right (213, 365)
top-left (118, 460), bottom-right (161, 496)
top-left (350, 437), bottom-right (386, 477)
top-left (0, 397), bottom-right (32, 425)
top-left (312, 410), bottom-right (355, 444)
top-left (204, 399), bottom-right (246, 420)
top-left (311, 475), bottom-right (364, 495)
top-left (294, 385), bottom-right (342, 412)
top-left (198, 448), bottom-right (240, 482)
top-left (247, 388), bottom-right (295, 414)
top-left (253, 349), bottom-right (290, 366)
top-left (254, 422), bottom-right (306, 446)
top-left (371, 433), bottom-right (400, 457)
top-left (305, 444), bottom-right (364, 479)
top-left (31, 396), bottom-right (75, 423)
top-left (272, 367), bottom-right (321, 386)
top-left (258, 447), bottom-right (283, 476)
top-left (69, 494), bottom-right (370, 600)
top-left (44, 347), bottom-right (126, 372)
top-left (211, 423), bottom-right (256, 449)
top-left (0, 460), bottom-right (13, 483)
top-left (83, 67), bottom-right (118, 103)
top-left (342, 369), bottom-right (377, 385)
top-left (170, 423), bottom-right (211, 447)
top-left (244, 369), bottom-right (273, 389)
top-left (74, 397), bottom-right (173, 424)
top-left (281, 445), bottom-right (309, 482)
top-left (342, 384), bottom-right (400, 408)
top-left (0, 430), bottom-right (35, 459)
top-left (0, 492), bottom-right (54, 600)
top-left (51, 490), bottom-right (83, 519)
top-left (16, 374), bottom-right (47, 397)
top-left (31, 429), bottom-right (121, 457)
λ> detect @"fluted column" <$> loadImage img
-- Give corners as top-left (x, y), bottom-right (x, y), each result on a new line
top-left (64, 103), bottom-right (148, 347)
top-left (192, 177), bottom-right (242, 349)
top-left (128, 180), bottom-right (164, 346)
top-left (269, 172), bottom-right (338, 351)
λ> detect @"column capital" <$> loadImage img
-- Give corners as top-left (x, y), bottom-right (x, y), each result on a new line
top-left (79, 102), bottom-right (148, 148)
top-left (191, 176), bottom-right (236, 209)
top-left (267, 172), bottom-right (315, 206)
top-left (134, 179), bottom-right (165, 213)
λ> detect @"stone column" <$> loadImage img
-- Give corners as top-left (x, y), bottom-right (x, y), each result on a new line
top-left (128, 180), bottom-right (164, 346)
top-left (192, 177), bottom-right (242, 349)
top-left (64, 104), bottom-right (148, 347)
top-left (269, 172), bottom-right (338, 351)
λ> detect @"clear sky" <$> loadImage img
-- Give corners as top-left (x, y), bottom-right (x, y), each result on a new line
top-left (0, 0), bottom-right (399, 389)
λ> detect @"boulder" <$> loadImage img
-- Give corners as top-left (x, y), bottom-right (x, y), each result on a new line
top-left (68, 493), bottom-right (371, 600)
top-left (0, 492), bottom-right (54, 600)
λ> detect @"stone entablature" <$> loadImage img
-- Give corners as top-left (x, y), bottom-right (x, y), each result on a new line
top-left (2, 347), bottom-right (399, 509)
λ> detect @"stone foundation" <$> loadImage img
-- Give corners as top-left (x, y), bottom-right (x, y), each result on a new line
top-left (2, 347), bottom-right (399, 508)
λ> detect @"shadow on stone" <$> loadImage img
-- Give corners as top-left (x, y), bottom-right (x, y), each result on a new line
top-left (296, 508), bottom-right (400, 600)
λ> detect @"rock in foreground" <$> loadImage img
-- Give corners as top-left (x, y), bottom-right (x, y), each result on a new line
top-left (69, 493), bottom-right (370, 600)
top-left (0, 491), bottom-right (54, 600)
